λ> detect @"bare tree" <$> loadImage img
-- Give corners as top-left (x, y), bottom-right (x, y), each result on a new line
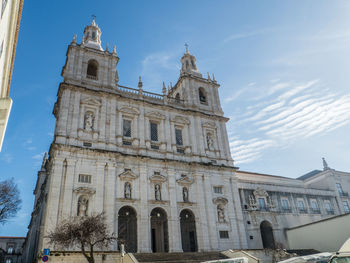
top-left (47, 213), bottom-right (117, 263)
top-left (0, 178), bottom-right (21, 224)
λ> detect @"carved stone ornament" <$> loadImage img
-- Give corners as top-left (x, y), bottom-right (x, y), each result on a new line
top-left (78, 195), bottom-right (89, 216)
top-left (213, 197), bottom-right (228, 205)
top-left (149, 172), bottom-right (167, 183)
top-left (176, 174), bottom-right (194, 186)
top-left (145, 111), bottom-right (165, 120)
top-left (170, 115), bottom-right (190, 125)
top-left (118, 169), bottom-right (138, 181)
top-left (73, 187), bottom-right (96, 195)
top-left (202, 122), bottom-right (217, 129)
top-left (118, 106), bottom-right (140, 115)
top-left (80, 98), bottom-right (102, 106)
top-left (253, 188), bottom-right (269, 197)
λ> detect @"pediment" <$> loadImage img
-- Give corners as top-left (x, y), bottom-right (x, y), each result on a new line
top-left (80, 98), bottom-right (101, 106)
top-left (73, 187), bottom-right (96, 195)
top-left (145, 111), bottom-right (165, 120)
top-left (149, 173), bottom-right (167, 183)
top-left (253, 188), bottom-right (268, 197)
top-left (171, 115), bottom-right (190, 125)
top-left (213, 197), bottom-right (228, 205)
top-left (202, 122), bottom-right (217, 129)
top-left (176, 175), bottom-right (194, 186)
top-left (118, 170), bottom-right (138, 181)
top-left (118, 106), bottom-right (140, 115)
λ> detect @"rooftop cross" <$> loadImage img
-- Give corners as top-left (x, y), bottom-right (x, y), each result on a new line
top-left (184, 43), bottom-right (189, 54)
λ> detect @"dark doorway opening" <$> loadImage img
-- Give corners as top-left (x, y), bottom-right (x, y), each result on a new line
top-left (150, 208), bottom-right (169, 253)
top-left (118, 206), bottom-right (137, 252)
top-left (180, 209), bottom-right (198, 252)
top-left (260, 220), bottom-right (275, 249)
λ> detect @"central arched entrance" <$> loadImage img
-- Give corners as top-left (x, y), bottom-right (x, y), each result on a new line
top-left (150, 208), bottom-right (169, 252)
top-left (260, 220), bottom-right (275, 249)
top-left (118, 206), bottom-right (137, 252)
top-left (180, 209), bottom-right (198, 252)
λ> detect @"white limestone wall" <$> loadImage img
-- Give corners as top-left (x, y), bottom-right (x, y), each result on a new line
top-left (39, 146), bottom-right (246, 253)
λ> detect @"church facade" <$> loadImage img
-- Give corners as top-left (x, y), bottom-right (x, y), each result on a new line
top-left (22, 20), bottom-right (350, 262)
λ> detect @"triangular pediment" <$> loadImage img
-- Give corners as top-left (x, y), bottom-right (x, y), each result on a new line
top-left (118, 170), bottom-right (138, 180)
top-left (171, 115), bottom-right (190, 125)
top-left (119, 106), bottom-right (140, 115)
top-left (80, 98), bottom-right (101, 106)
top-left (149, 173), bottom-right (167, 183)
top-left (145, 111), bottom-right (165, 120)
top-left (202, 122), bottom-right (217, 129)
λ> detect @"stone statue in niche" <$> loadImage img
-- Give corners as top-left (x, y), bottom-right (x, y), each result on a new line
top-left (183, 187), bottom-right (189, 202)
top-left (155, 184), bottom-right (161, 200)
top-left (84, 111), bottom-right (94, 131)
top-left (217, 204), bottom-right (226, 222)
top-left (206, 132), bottom-right (214, 150)
top-left (78, 196), bottom-right (88, 216)
top-left (124, 182), bottom-right (131, 199)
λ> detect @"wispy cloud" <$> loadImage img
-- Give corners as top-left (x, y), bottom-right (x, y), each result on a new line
top-left (224, 28), bottom-right (275, 43)
top-left (1, 153), bottom-right (13, 163)
top-left (32, 152), bottom-right (45, 160)
top-left (141, 51), bottom-right (181, 91)
top-left (227, 79), bottom-right (350, 165)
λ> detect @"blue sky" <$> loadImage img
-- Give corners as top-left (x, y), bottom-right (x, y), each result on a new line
top-left (1, 1), bottom-right (350, 236)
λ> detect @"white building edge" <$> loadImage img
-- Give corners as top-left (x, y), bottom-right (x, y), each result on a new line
top-left (22, 20), bottom-right (350, 262)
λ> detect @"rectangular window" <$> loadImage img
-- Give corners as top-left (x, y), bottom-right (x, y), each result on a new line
top-left (282, 199), bottom-right (289, 209)
top-left (78, 174), bottom-right (91, 183)
top-left (213, 186), bottom-right (223, 194)
top-left (6, 259), bottom-right (12, 263)
top-left (219, 231), bottom-right (229, 239)
top-left (123, 119), bottom-right (132, 137)
top-left (343, 201), bottom-right (350, 213)
top-left (258, 198), bottom-right (266, 209)
top-left (336, 183), bottom-right (343, 195)
top-left (150, 122), bottom-right (158, 141)
top-left (7, 246), bottom-right (13, 254)
top-left (298, 200), bottom-right (305, 212)
top-left (311, 200), bottom-right (319, 213)
top-left (175, 128), bottom-right (183, 145)
top-left (325, 201), bottom-right (332, 213)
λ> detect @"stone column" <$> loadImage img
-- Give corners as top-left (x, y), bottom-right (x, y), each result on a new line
top-left (228, 176), bottom-right (248, 249)
top-left (138, 165), bottom-right (151, 252)
top-left (194, 174), bottom-right (210, 251)
top-left (167, 168), bottom-right (182, 252)
top-left (202, 174), bottom-right (219, 250)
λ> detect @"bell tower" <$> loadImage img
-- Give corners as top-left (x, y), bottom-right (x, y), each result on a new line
top-left (61, 18), bottom-right (119, 88)
top-left (168, 46), bottom-right (223, 115)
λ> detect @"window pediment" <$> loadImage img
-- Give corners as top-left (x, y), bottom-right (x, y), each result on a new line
top-left (213, 197), bottom-right (228, 205)
top-left (171, 115), bottom-right (190, 125)
top-left (80, 98), bottom-right (101, 106)
top-left (118, 106), bottom-right (140, 116)
top-left (253, 188), bottom-right (268, 197)
top-left (145, 111), bottom-right (165, 121)
top-left (202, 122), bottom-right (217, 129)
top-left (149, 173), bottom-right (167, 183)
top-left (118, 170), bottom-right (138, 181)
top-left (176, 175), bottom-right (194, 186)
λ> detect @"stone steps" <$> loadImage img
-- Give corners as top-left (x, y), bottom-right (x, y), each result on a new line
top-left (133, 252), bottom-right (229, 263)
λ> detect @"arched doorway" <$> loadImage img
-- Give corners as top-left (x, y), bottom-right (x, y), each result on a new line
top-left (260, 220), bottom-right (275, 249)
top-left (118, 206), bottom-right (137, 252)
top-left (150, 208), bottom-right (169, 252)
top-left (180, 209), bottom-right (198, 252)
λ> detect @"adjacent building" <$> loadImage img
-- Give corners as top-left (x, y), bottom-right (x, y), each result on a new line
top-left (0, 236), bottom-right (25, 263)
top-left (0, 0), bottom-right (23, 151)
top-left (22, 19), bottom-right (350, 262)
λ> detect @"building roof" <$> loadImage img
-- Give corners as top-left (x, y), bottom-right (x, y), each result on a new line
top-left (297, 169), bottom-right (322, 180)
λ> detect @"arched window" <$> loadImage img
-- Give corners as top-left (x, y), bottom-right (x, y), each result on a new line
top-left (87, 59), bottom-right (98, 79)
top-left (199, 87), bottom-right (207, 104)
